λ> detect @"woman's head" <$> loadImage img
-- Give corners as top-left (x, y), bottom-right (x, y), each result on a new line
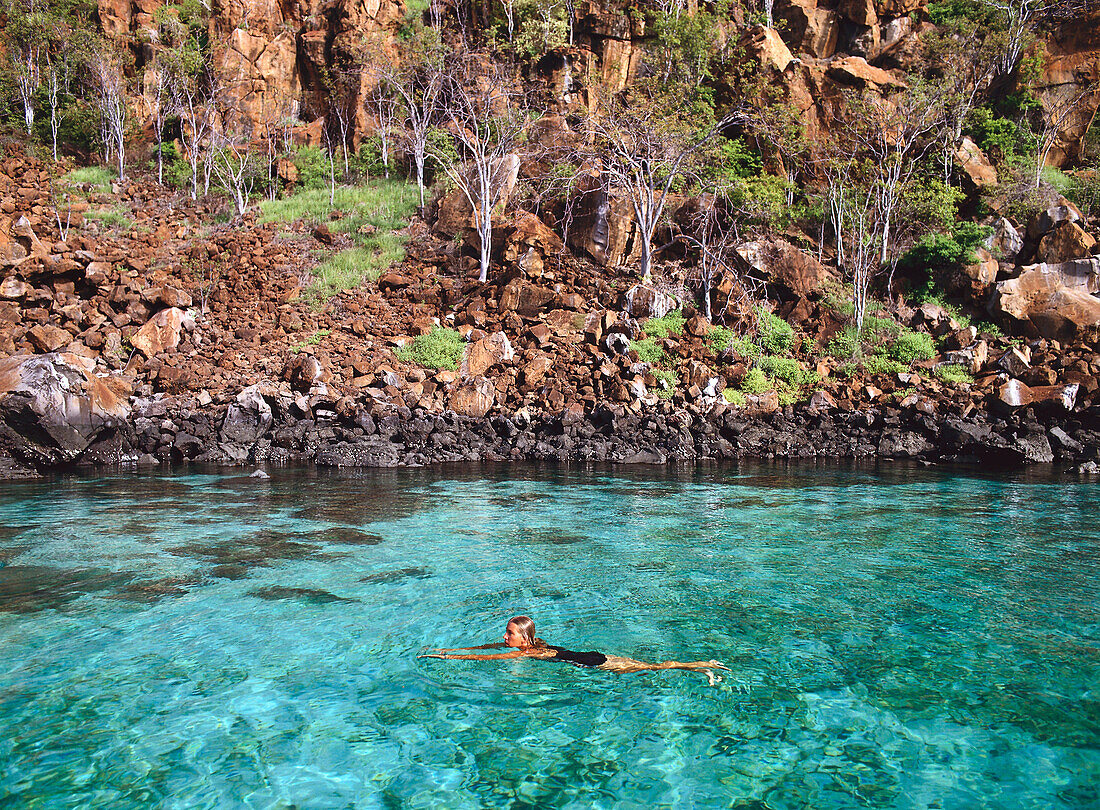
top-left (504, 615), bottom-right (537, 648)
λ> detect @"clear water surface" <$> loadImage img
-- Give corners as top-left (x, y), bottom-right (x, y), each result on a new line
top-left (0, 463), bottom-right (1097, 809)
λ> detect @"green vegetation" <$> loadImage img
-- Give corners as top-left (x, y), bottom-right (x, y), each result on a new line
top-left (62, 166), bottom-right (113, 191)
top-left (934, 364), bottom-right (975, 385)
top-left (706, 325), bottom-right (734, 353)
top-left (757, 355), bottom-right (818, 388)
top-left (259, 181), bottom-right (418, 299)
top-left (886, 330), bottom-right (936, 364)
top-left (740, 367), bottom-right (770, 395)
top-left (630, 337), bottom-right (666, 365)
top-left (397, 326), bottom-right (465, 371)
top-left (652, 368), bottom-right (678, 399)
top-left (290, 329), bottom-right (331, 354)
top-left (863, 355), bottom-right (906, 375)
top-left (641, 310), bottom-right (685, 339)
top-left (757, 307), bottom-right (795, 354)
top-left (83, 206), bottom-right (133, 230)
top-left (723, 387), bottom-right (746, 406)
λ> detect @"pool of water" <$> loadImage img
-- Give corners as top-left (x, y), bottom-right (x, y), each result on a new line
top-left (0, 462), bottom-right (1097, 809)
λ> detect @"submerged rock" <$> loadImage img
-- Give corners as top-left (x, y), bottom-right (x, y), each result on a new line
top-left (247, 586), bottom-right (358, 604)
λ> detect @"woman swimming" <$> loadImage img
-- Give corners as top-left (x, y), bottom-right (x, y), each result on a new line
top-left (421, 616), bottom-right (730, 684)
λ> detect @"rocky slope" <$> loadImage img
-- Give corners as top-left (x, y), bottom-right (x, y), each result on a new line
top-left (0, 145), bottom-right (1097, 476)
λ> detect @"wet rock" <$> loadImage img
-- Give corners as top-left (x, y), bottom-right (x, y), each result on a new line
top-left (0, 353), bottom-right (131, 466)
top-left (0, 564), bottom-right (132, 613)
top-left (360, 566), bottom-right (431, 584)
top-left (220, 384), bottom-right (274, 445)
top-left (313, 527), bottom-right (384, 545)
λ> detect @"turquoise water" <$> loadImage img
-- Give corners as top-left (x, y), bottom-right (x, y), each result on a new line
top-left (0, 464), bottom-right (1097, 809)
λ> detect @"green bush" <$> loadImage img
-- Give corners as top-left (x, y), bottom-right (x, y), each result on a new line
top-left (723, 387), bottom-right (746, 406)
top-left (863, 355), bottom-right (906, 375)
top-left (740, 367), bottom-right (770, 395)
top-left (934, 364), bottom-right (975, 385)
top-left (706, 325), bottom-right (734, 353)
top-left (757, 307), bottom-right (795, 354)
top-left (826, 326), bottom-right (860, 358)
top-left (726, 335), bottom-right (761, 358)
top-left (887, 330), bottom-right (936, 364)
top-left (397, 326), bottom-right (465, 370)
top-left (641, 310), bottom-right (685, 339)
top-left (757, 355), bottom-right (818, 387)
top-left (292, 146), bottom-right (330, 190)
top-left (631, 337), bottom-right (665, 364)
top-left (964, 107), bottom-right (1033, 162)
top-left (652, 368), bottom-right (678, 399)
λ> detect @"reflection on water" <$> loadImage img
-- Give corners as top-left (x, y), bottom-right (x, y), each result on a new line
top-left (0, 461), bottom-right (1097, 808)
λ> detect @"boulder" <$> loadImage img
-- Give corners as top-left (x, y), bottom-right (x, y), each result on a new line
top-left (826, 56), bottom-right (907, 90)
top-left (1036, 220), bottom-right (1096, 264)
top-left (285, 354), bottom-right (326, 391)
top-left (991, 262), bottom-right (1100, 340)
top-left (434, 154), bottom-right (521, 237)
top-left (739, 25), bottom-right (795, 72)
top-left (501, 213), bottom-right (564, 264)
top-left (736, 238), bottom-right (830, 299)
top-left (462, 331), bottom-right (514, 377)
top-left (0, 352), bottom-right (131, 466)
top-left (449, 375), bottom-right (495, 417)
top-left (623, 284), bottom-right (680, 319)
top-left (1026, 200), bottom-right (1082, 243)
top-left (521, 354), bottom-right (554, 386)
top-left (984, 218), bottom-right (1023, 263)
top-left (220, 384), bottom-right (274, 445)
top-left (131, 307), bottom-right (194, 357)
top-left (774, 0), bottom-right (839, 58)
top-left (500, 279), bottom-right (557, 316)
top-left (955, 137), bottom-right (998, 188)
top-left (27, 324), bottom-right (72, 353)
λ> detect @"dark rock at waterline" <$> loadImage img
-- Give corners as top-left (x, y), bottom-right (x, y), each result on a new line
top-left (0, 565), bottom-right (132, 613)
top-left (247, 586), bottom-right (358, 604)
top-left (359, 567), bottom-right (432, 584)
top-left (510, 528), bottom-right (588, 545)
top-left (312, 527), bottom-right (384, 545)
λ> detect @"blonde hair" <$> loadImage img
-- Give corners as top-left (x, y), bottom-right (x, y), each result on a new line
top-left (507, 615), bottom-right (547, 648)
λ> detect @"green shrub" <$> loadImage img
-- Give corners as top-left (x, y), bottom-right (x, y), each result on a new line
top-left (862, 314), bottom-right (902, 338)
top-left (757, 355), bottom-right (817, 387)
top-left (723, 388), bottom-right (746, 406)
top-left (964, 107), bottom-right (1033, 161)
top-left (292, 146), bottom-right (330, 190)
top-left (974, 320), bottom-right (1004, 339)
top-left (934, 364), bottom-right (975, 385)
top-left (83, 206), bottom-right (133, 230)
top-left (641, 310), bottom-right (685, 339)
top-left (757, 307), bottom-right (794, 354)
top-left (706, 325), bottom-right (734, 353)
top-left (887, 330), bottom-right (936, 364)
top-left (631, 337), bottom-right (665, 364)
top-left (741, 367), bottom-right (770, 394)
top-left (826, 326), bottom-right (860, 358)
top-left (397, 326), bottom-right (465, 370)
top-left (863, 355), bottom-right (906, 375)
top-left (726, 335), bottom-right (761, 358)
top-left (652, 368), bottom-right (678, 399)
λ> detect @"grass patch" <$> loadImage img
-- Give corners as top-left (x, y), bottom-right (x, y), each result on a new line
top-left (260, 181), bottom-right (419, 299)
top-left (83, 206), bottom-right (133, 230)
top-left (291, 329), bottom-right (331, 354)
top-left (934, 364), bottom-right (975, 385)
top-left (706, 325), bottom-right (734, 353)
top-left (63, 165), bottom-right (113, 191)
top-left (974, 320), bottom-right (1004, 339)
top-left (396, 326), bottom-right (465, 371)
top-left (631, 337), bottom-right (665, 364)
top-left (641, 310), bottom-right (685, 339)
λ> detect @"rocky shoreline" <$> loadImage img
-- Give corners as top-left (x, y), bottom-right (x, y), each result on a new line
top-left (4, 378), bottom-right (1097, 478)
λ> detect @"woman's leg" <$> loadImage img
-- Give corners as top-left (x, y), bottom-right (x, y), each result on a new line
top-left (598, 655), bottom-right (730, 678)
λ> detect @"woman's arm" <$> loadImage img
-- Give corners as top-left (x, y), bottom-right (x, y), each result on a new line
top-left (421, 649), bottom-right (549, 661)
top-left (429, 643), bottom-right (507, 653)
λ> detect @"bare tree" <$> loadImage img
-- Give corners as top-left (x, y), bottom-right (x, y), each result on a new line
top-left (92, 50), bottom-right (128, 181)
top-left (981, 0), bottom-right (1046, 80)
top-left (586, 85), bottom-right (740, 282)
top-left (1032, 82), bottom-right (1099, 187)
top-left (427, 56), bottom-right (529, 282)
top-left (381, 32), bottom-right (447, 206)
top-left (9, 17), bottom-right (42, 136)
top-left (177, 71), bottom-right (217, 200)
top-left (364, 75), bottom-right (398, 179)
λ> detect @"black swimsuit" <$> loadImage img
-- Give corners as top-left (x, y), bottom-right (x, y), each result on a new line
top-left (547, 646), bottom-right (608, 668)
